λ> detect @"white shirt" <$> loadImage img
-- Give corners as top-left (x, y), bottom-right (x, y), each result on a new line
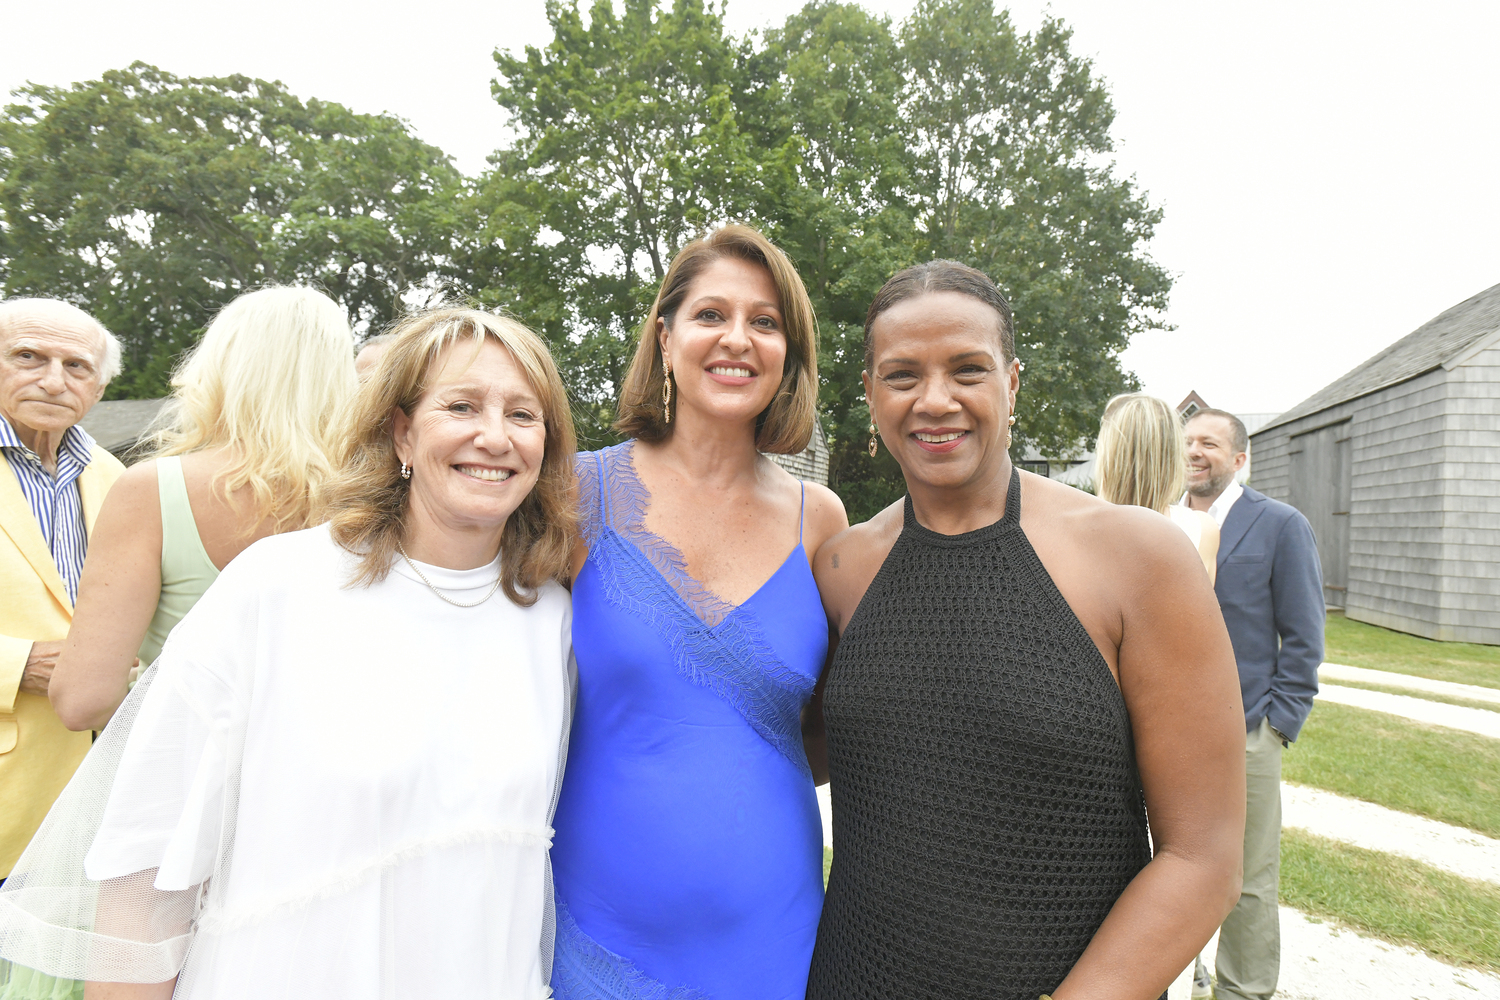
top-left (1183, 480), bottom-right (1243, 528)
top-left (3, 525), bottom-right (574, 997)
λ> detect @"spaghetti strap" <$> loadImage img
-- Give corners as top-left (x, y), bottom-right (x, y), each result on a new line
top-left (798, 481), bottom-right (807, 546)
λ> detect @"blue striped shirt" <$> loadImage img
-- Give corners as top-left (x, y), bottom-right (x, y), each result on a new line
top-left (0, 414), bottom-right (97, 605)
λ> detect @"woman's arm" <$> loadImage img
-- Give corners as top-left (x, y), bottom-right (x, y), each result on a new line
top-left (52, 463), bottom-right (163, 731)
top-left (1052, 531), bottom-right (1246, 1000)
top-left (83, 869), bottom-right (188, 1000)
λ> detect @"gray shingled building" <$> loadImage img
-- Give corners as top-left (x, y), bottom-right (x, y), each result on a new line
top-left (1249, 282), bottom-right (1500, 644)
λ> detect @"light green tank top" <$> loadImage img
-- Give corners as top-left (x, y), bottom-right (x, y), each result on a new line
top-left (136, 456), bottom-right (220, 665)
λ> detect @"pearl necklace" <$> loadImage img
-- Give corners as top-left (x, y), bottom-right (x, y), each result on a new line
top-left (396, 542), bottom-right (503, 608)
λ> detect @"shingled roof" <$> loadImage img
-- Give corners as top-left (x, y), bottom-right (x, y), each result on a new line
top-left (1258, 281), bottom-right (1500, 434)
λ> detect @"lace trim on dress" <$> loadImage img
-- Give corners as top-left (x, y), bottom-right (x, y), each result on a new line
top-left (552, 899), bottom-right (708, 1000)
top-left (578, 444), bottom-right (815, 776)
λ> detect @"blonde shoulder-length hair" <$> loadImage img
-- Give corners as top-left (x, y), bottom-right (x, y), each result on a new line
top-left (146, 285), bottom-right (356, 533)
top-left (320, 307), bottom-right (577, 606)
top-left (614, 224), bottom-right (819, 454)
top-left (1094, 393), bottom-right (1188, 515)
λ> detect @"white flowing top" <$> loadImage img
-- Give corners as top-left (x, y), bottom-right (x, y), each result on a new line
top-left (1166, 504), bottom-right (1204, 548)
top-left (0, 525), bottom-right (573, 999)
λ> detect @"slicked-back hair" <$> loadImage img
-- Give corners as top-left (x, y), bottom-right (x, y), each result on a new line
top-left (1188, 407), bottom-right (1248, 455)
top-left (318, 307), bottom-right (577, 606)
top-left (614, 224), bottom-right (819, 455)
top-left (863, 260), bottom-right (1015, 370)
top-left (1095, 393), bottom-right (1187, 515)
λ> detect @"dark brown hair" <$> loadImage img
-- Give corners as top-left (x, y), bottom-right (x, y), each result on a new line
top-left (614, 224), bottom-right (819, 454)
top-left (863, 260), bottom-right (1015, 370)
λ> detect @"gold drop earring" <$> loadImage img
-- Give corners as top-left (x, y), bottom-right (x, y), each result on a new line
top-left (662, 358), bottom-right (673, 424)
top-left (1006, 411), bottom-right (1016, 449)
top-left (868, 418), bottom-right (879, 457)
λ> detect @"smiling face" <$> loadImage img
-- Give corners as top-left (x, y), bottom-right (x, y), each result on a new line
top-left (1184, 413), bottom-right (1246, 499)
top-left (391, 337), bottom-right (547, 550)
top-left (0, 304), bottom-right (108, 443)
top-left (658, 255), bottom-right (788, 431)
top-left (864, 291), bottom-right (1019, 492)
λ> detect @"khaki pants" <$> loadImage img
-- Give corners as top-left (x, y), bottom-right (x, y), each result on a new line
top-left (1214, 717), bottom-right (1283, 1000)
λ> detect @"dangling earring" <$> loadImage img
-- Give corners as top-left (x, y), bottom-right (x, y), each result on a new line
top-left (868, 419), bottom-right (879, 457)
top-left (662, 359), bottom-right (673, 424)
top-left (1006, 412), bottom-right (1016, 449)
top-left (400, 461), bottom-right (411, 480)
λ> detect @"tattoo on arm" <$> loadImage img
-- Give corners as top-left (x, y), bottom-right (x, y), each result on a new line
top-left (832, 554), bottom-right (840, 568)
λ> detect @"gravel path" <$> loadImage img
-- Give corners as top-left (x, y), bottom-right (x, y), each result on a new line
top-left (1320, 662), bottom-right (1500, 706)
top-left (1282, 783), bottom-right (1500, 884)
top-left (1169, 910), bottom-right (1500, 1000)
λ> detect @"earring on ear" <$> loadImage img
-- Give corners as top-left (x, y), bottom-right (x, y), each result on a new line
top-left (662, 358), bottom-right (673, 424)
top-left (400, 461), bottom-right (411, 480)
top-left (1006, 411), bottom-right (1017, 449)
top-left (868, 419), bottom-right (879, 457)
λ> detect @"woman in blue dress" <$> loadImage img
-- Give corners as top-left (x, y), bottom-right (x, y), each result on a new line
top-left (551, 224), bottom-right (847, 1000)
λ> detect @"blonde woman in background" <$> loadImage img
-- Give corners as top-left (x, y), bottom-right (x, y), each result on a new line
top-left (48, 286), bottom-right (357, 732)
top-left (1095, 393), bottom-right (1219, 582)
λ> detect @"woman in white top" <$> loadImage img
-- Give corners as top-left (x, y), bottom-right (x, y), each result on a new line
top-left (1095, 393), bottom-right (1219, 583)
top-left (0, 309), bottom-right (578, 999)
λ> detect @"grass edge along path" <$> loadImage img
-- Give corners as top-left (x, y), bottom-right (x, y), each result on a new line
top-left (1284, 701), bottom-right (1500, 838)
top-left (1281, 828), bottom-right (1500, 970)
top-left (1325, 613), bottom-right (1500, 690)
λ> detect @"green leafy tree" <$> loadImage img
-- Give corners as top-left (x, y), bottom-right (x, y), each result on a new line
top-left (749, 0), bottom-right (1170, 518)
top-left (470, 0), bottom-right (783, 447)
top-left (899, 0), bottom-right (1169, 458)
top-left (744, 2), bottom-right (922, 521)
top-left (0, 63), bottom-right (464, 398)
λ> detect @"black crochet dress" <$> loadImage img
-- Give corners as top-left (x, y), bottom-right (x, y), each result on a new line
top-left (806, 469), bottom-right (1153, 1000)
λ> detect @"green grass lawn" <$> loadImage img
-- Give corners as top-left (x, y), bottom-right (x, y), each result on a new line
top-left (1325, 613), bottom-right (1500, 689)
top-left (1281, 828), bottom-right (1500, 969)
top-left (1285, 702), bottom-right (1500, 837)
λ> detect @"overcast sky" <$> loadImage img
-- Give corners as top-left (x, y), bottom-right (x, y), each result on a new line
top-left (6, 0), bottom-right (1499, 417)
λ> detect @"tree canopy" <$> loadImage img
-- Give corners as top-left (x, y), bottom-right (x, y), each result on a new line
top-left (0, 63), bottom-right (462, 398)
top-left (0, 2), bottom-right (1170, 518)
top-left (472, 0), bottom-right (1169, 516)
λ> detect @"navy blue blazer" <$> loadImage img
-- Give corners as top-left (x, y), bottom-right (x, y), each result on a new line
top-left (1213, 485), bottom-right (1324, 741)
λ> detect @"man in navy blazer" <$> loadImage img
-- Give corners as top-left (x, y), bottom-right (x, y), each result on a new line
top-left (1183, 409), bottom-right (1323, 1000)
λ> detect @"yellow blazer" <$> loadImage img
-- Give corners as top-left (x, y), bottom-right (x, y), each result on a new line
top-left (0, 444), bottom-right (124, 877)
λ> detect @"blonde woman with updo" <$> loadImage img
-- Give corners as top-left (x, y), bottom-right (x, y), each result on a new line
top-left (48, 286), bottom-right (358, 733)
top-left (0, 308), bottom-right (578, 997)
top-left (1095, 393), bottom-right (1219, 583)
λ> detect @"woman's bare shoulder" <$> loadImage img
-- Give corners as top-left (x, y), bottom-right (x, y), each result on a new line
top-left (812, 498), bottom-right (905, 633)
top-left (101, 458), bottom-right (160, 511)
top-left (800, 481), bottom-right (849, 554)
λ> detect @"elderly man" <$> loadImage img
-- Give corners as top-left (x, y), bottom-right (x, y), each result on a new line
top-left (1182, 408), bottom-right (1323, 1000)
top-left (0, 298), bottom-right (124, 885)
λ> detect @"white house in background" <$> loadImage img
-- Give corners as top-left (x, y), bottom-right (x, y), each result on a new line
top-left (1248, 281), bottom-right (1500, 644)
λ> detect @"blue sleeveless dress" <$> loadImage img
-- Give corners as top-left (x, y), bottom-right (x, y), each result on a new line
top-left (551, 441), bottom-right (827, 1000)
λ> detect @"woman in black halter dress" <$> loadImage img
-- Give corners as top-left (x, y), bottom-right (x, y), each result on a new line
top-left (805, 262), bottom-right (1247, 1000)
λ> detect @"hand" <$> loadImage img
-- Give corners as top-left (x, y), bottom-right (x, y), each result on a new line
top-left (19, 641), bottom-right (62, 697)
